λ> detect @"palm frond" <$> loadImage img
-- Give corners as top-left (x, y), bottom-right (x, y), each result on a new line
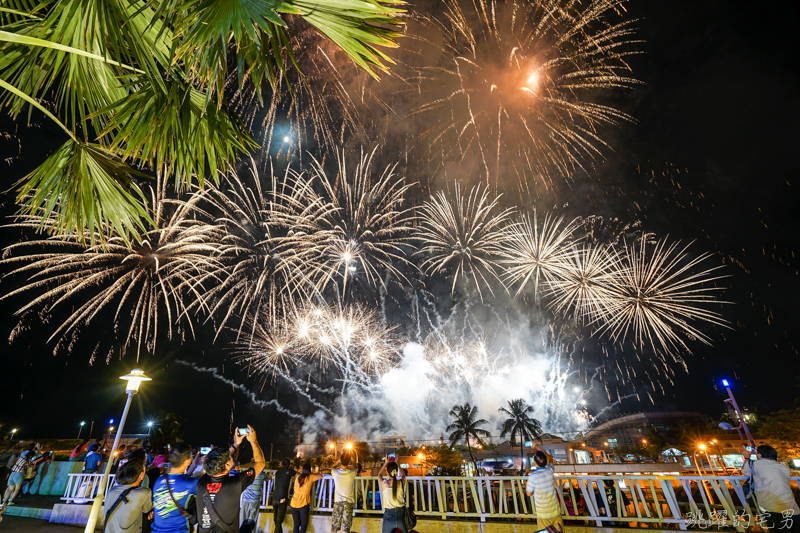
top-left (99, 78), bottom-right (257, 189)
top-left (15, 140), bottom-right (152, 244)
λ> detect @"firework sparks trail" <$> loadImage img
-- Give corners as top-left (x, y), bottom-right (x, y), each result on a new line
top-left (175, 360), bottom-right (306, 419)
top-left (404, 0), bottom-right (642, 196)
top-left (0, 188), bottom-right (220, 356)
top-left (415, 183), bottom-right (513, 300)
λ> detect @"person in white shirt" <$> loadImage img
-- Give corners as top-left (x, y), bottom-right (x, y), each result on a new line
top-left (331, 451), bottom-right (358, 533)
top-left (378, 458), bottom-right (406, 533)
top-left (526, 449), bottom-right (564, 532)
top-left (741, 445), bottom-right (800, 532)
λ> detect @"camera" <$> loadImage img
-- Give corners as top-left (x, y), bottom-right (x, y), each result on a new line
top-left (238, 428), bottom-right (250, 436)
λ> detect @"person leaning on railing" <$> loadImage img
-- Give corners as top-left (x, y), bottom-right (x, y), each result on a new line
top-left (742, 445), bottom-right (800, 532)
top-left (526, 445), bottom-right (565, 533)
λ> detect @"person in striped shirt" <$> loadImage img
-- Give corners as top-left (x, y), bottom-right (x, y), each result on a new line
top-left (526, 449), bottom-right (564, 532)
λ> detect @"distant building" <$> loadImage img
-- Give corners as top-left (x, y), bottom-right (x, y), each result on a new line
top-left (582, 411), bottom-right (708, 449)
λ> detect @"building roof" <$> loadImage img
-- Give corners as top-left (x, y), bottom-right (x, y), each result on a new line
top-left (584, 411), bottom-right (707, 440)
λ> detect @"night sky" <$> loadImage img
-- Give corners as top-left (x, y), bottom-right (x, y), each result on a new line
top-left (1, 0), bottom-right (798, 455)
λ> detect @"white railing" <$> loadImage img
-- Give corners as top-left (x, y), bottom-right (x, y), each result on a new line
top-left (62, 473), bottom-right (117, 504)
top-left (253, 473), bottom-right (800, 530)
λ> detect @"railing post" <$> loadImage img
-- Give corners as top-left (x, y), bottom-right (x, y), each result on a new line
top-left (658, 477), bottom-right (687, 530)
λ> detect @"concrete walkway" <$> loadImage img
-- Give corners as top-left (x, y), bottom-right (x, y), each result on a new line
top-left (0, 515), bottom-right (77, 532)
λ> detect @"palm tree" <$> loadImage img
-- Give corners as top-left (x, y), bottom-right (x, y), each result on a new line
top-left (446, 403), bottom-right (491, 475)
top-left (498, 399), bottom-right (543, 471)
top-left (0, 0), bottom-right (403, 242)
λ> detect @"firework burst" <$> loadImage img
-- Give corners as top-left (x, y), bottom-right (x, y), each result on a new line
top-left (502, 210), bottom-right (578, 297)
top-left (546, 244), bottom-right (620, 323)
top-left (0, 189), bottom-right (218, 356)
top-left (234, 297), bottom-right (397, 389)
top-left (405, 0), bottom-right (641, 195)
top-left (415, 183), bottom-right (513, 300)
top-left (598, 238), bottom-right (729, 353)
top-left (309, 148), bottom-right (415, 298)
top-left (190, 159), bottom-right (336, 339)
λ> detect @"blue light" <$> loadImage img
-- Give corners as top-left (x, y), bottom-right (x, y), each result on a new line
top-left (109, 419), bottom-right (114, 424)
top-left (722, 379), bottom-right (730, 387)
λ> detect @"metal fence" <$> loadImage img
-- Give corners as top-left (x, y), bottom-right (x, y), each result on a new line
top-left (258, 473), bottom-right (800, 530)
top-left (65, 470), bottom-right (800, 530)
top-left (62, 473), bottom-right (117, 504)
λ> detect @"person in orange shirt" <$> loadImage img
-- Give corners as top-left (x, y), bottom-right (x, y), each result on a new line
top-left (289, 464), bottom-right (320, 533)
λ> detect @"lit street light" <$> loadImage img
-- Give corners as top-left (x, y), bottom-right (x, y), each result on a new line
top-left (720, 379), bottom-right (756, 448)
top-left (84, 369), bottom-right (151, 533)
top-left (10, 428), bottom-right (17, 439)
top-left (77, 421), bottom-right (86, 440)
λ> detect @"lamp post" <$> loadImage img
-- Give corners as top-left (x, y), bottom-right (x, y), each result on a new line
top-left (77, 421), bottom-right (86, 440)
top-left (10, 428), bottom-right (17, 439)
top-left (720, 379), bottom-right (756, 448)
top-left (84, 369), bottom-right (150, 533)
top-left (146, 421), bottom-right (154, 436)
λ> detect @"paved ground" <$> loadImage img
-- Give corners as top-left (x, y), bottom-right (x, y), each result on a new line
top-left (0, 515), bottom-right (79, 531)
top-left (4, 494), bottom-right (63, 509)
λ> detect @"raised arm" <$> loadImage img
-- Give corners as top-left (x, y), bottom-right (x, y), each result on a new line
top-left (246, 425), bottom-right (266, 477)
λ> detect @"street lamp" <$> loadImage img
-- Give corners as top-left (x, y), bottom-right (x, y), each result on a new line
top-left (146, 421), bottom-right (154, 436)
top-left (719, 379), bottom-right (756, 448)
top-left (77, 421), bottom-right (86, 440)
top-left (10, 428), bottom-right (17, 439)
top-left (84, 369), bottom-right (151, 533)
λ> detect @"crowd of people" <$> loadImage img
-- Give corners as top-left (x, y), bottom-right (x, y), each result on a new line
top-left (72, 425), bottom-right (411, 533)
top-left (2, 431), bottom-right (800, 533)
top-left (0, 441), bottom-right (53, 507)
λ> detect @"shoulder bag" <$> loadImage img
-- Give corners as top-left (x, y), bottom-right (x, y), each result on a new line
top-left (201, 484), bottom-right (236, 533)
top-left (165, 473), bottom-right (196, 525)
top-left (104, 487), bottom-right (136, 531)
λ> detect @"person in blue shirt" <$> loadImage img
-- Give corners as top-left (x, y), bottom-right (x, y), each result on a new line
top-left (152, 444), bottom-right (197, 533)
top-left (82, 444), bottom-right (103, 474)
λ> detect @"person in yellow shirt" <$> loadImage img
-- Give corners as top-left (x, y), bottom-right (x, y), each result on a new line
top-left (289, 464), bottom-right (320, 533)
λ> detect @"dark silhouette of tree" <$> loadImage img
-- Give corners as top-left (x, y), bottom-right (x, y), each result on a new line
top-left (150, 410), bottom-right (185, 449)
top-left (498, 399), bottom-right (543, 470)
top-left (447, 403), bottom-right (491, 475)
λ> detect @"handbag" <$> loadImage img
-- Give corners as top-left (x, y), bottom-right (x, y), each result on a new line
top-left (403, 504), bottom-right (417, 531)
top-left (403, 481), bottom-right (417, 531)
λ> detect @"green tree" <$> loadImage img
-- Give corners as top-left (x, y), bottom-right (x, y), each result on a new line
top-left (369, 450), bottom-right (384, 467)
top-left (421, 444), bottom-right (462, 476)
top-left (446, 403), bottom-right (491, 475)
top-left (0, 0), bottom-right (403, 241)
top-left (759, 409), bottom-right (800, 462)
top-left (498, 399), bottom-right (543, 470)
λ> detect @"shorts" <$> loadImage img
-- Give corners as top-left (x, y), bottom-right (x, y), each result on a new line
top-left (537, 514), bottom-right (565, 532)
top-left (331, 501), bottom-right (355, 532)
top-left (7, 472), bottom-right (24, 486)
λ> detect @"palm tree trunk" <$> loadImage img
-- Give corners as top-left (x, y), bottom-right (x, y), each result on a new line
top-left (467, 440), bottom-right (476, 476)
